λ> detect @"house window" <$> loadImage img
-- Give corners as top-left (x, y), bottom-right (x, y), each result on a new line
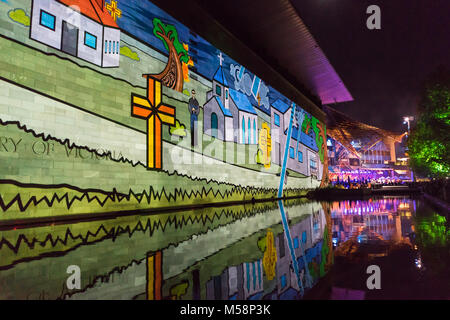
top-left (280, 274), bottom-right (287, 289)
top-left (302, 231), bottom-right (307, 243)
top-left (293, 237), bottom-right (299, 249)
top-left (216, 84), bottom-right (221, 96)
top-left (248, 118), bottom-right (251, 144)
top-left (274, 113), bottom-right (280, 126)
top-left (253, 119), bottom-right (257, 144)
top-left (40, 10), bottom-right (55, 31)
top-left (211, 113), bottom-right (218, 138)
top-left (109, 41), bottom-right (111, 54)
top-left (84, 32), bottom-right (97, 49)
top-left (105, 40), bottom-right (107, 54)
top-left (310, 159), bottom-right (317, 169)
top-left (116, 41), bottom-right (120, 54)
top-left (289, 147), bottom-right (294, 159)
top-left (112, 41), bottom-right (115, 54)
top-left (225, 89), bottom-right (228, 99)
top-left (242, 117), bottom-right (245, 144)
top-left (298, 151), bottom-right (303, 162)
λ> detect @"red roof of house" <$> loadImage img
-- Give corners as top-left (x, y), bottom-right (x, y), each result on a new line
top-left (57, 0), bottom-right (119, 28)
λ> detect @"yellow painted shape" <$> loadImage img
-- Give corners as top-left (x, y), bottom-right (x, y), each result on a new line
top-left (262, 229), bottom-right (277, 280)
top-left (133, 96), bottom-right (151, 109)
top-left (147, 116), bottom-right (155, 168)
top-left (159, 113), bottom-right (175, 125)
top-left (155, 81), bottom-right (161, 106)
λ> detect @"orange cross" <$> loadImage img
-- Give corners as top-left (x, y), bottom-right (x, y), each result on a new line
top-left (106, 0), bottom-right (121, 21)
top-left (131, 76), bottom-right (176, 170)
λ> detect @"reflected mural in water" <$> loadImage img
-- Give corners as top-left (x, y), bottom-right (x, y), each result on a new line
top-left (0, 199), bottom-right (332, 300)
top-left (1, 197), bottom-right (448, 300)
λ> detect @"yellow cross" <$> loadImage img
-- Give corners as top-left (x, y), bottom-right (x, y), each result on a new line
top-left (106, 0), bottom-right (121, 21)
top-left (131, 76), bottom-right (176, 170)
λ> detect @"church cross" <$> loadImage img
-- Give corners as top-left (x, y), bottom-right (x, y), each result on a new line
top-left (131, 76), bottom-right (176, 170)
top-left (106, 0), bottom-right (122, 21)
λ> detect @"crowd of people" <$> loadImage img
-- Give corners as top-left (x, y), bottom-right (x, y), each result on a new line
top-left (331, 176), bottom-right (407, 190)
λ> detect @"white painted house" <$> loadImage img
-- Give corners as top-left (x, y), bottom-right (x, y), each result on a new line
top-left (30, 0), bottom-right (120, 68)
top-left (203, 63), bottom-right (258, 144)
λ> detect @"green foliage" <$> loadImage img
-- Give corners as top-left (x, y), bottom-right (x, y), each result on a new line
top-left (415, 213), bottom-right (449, 248)
top-left (408, 66), bottom-right (450, 178)
top-left (319, 227), bottom-right (330, 277)
top-left (255, 148), bottom-right (264, 165)
top-left (257, 235), bottom-right (266, 252)
top-left (152, 18), bottom-right (189, 64)
top-left (170, 281), bottom-right (189, 300)
top-left (8, 8), bottom-right (30, 26)
top-left (169, 119), bottom-right (187, 137)
top-left (301, 114), bottom-right (326, 163)
top-left (311, 116), bottom-right (326, 163)
top-left (120, 45), bottom-right (140, 61)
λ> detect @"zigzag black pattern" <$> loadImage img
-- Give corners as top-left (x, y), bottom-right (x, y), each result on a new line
top-left (0, 202), bottom-right (283, 271)
top-left (0, 119), bottom-right (281, 191)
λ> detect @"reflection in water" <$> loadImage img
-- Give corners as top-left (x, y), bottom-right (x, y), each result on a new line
top-left (0, 196), bottom-right (448, 300)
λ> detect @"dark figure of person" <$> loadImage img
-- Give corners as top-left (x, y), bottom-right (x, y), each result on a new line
top-left (188, 89), bottom-right (200, 147)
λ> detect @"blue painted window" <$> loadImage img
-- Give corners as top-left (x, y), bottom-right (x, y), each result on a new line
top-left (84, 32), bottom-right (97, 49)
top-left (280, 274), bottom-right (287, 288)
top-left (253, 119), bottom-right (257, 144)
top-left (294, 237), bottom-right (299, 249)
top-left (251, 76), bottom-right (261, 97)
top-left (116, 41), bottom-right (120, 54)
top-left (112, 41), bottom-right (115, 53)
top-left (40, 10), bottom-right (55, 30)
top-left (248, 118), bottom-right (251, 144)
top-left (104, 40), bottom-right (107, 54)
top-left (225, 89), bottom-right (228, 99)
top-left (274, 113), bottom-right (280, 126)
top-left (289, 147), bottom-right (294, 159)
top-left (302, 231), bottom-right (307, 243)
top-left (310, 159), bottom-right (317, 169)
top-left (211, 113), bottom-right (218, 138)
top-left (109, 41), bottom-right (111, 54)
top-left (242, 117), bottom-right (245, 144)
top-left (216, 84), bottom-right (221, 96)
top-left (298, 151), bottom-right (303, 162)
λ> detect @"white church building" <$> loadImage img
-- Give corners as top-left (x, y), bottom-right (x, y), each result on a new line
top-left (203, 54), bottom-right (258, 144)
top-left (30, 0), bottom-right (120, 68)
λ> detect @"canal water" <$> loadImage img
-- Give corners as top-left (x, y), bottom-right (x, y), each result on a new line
top-left (0, 197), bottom-right (448, 300)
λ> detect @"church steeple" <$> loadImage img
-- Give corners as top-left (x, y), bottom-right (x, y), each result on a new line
top-left (212, 52), bottom-right (229, 108)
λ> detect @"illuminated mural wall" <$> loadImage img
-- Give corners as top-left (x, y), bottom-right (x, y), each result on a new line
top-left (0, 0), bottom-right (328, 220)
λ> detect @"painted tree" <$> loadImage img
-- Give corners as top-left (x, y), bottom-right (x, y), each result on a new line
top-left (151, 18), bottom-right (190, 92)
top-left (408, 66), bottom-right (450, 178)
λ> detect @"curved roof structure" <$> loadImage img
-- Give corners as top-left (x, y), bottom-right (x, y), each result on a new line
top-left (324, 105), bottom-right (406, 157)
top-left (192, 0), bottom-right (353, 105)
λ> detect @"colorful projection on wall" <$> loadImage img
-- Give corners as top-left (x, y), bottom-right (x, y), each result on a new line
top-left (0, 0), bottom-right (328, 222)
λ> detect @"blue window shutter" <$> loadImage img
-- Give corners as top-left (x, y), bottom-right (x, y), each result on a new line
top-left (248, 118), bottom-right (251, 144)
top-left (274, 113), bottom-right (280, 126)
top-left (253, 119), bottom-right (257, 144)
top-left (242, 118), bottom-right (245, 144)
top-left (40, 10), bottom-right (55, 30)
top-left (84, 32), bottom-right (97, 49)
top-left (211, 113), bottom-right (218, 138)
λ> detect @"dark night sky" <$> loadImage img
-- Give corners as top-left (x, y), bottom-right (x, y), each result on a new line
top-left (291, 0), bottom-right (450, 133)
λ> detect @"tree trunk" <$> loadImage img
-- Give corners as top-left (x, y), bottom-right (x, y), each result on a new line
top-left (151, 36), bottom-right (184, 92)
